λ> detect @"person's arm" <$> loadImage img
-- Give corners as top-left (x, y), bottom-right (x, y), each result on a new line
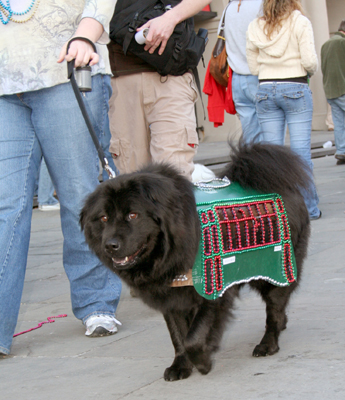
top-left (57, 0), bottom-right (116, 67)
top-left (296, 16), bottom-right (318, 77)
top-left (57, 17), bottom-right (104, 67)
top-left (139, 0), bottom-right (211, 55)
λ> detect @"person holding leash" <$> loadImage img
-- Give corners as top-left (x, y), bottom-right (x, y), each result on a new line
top-left (0, 0), bottom-right (122, 355)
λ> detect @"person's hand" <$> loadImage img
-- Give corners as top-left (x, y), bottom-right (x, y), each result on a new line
top-left (57, 39), bottom-right (99, 67)
top-left (138, 13), bottom-right (177, 55)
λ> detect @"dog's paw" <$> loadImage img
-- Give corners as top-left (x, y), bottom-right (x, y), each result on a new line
top-left (164, 365), bottom-right (193, 381)
top-left (194, 359), bottom-right (212, 375)
top-left (164, 355), bottom-right (193, 381)
top-left (252, 343), bottom-right (279, 357)
top-left (186, 347), bottom-right (213, 375)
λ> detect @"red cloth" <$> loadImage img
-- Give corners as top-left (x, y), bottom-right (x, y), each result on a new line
top-left (203, 61), bottom-right (236, 127)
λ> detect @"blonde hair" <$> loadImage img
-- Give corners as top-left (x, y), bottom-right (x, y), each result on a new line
top-left (261, 0), bottom-right (305, 39)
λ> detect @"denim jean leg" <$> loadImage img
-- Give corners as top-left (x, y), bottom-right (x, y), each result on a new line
top-left (256, 83), bottom-right (320, 218)
top-left (0, 95), bottom-right (42, 354)
top-left (232, 72), bottom-right (262, 143)
top-left (37, 158), bottom-right (58, 205)
top-left (327, 95), bottom-right (345, 155)
top-left (25, 75), bottom-right (122, 324)
top-left (256, 84), bottom-right (286, 145)
top-left (280, 84), bottom-right (320, 218)
top-left (101, 113), bottom-right (119, 182)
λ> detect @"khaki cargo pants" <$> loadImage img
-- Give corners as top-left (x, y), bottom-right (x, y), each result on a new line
top-left (109, 71), bottom-right (199, 180)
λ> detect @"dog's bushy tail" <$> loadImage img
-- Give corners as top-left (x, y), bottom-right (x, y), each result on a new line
top-left (220, 141), bottom-right (312, 198)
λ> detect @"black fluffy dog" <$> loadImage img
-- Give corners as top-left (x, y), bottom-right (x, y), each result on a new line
top-left (80, 142), bottom-right (311, 381)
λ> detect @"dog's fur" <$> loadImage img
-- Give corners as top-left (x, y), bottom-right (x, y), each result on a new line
top-left (80, 142), bottom-right (311, 381)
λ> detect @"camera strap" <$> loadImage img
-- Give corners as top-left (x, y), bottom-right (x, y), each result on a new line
top-left (67, 37), bottom-right (116, 179)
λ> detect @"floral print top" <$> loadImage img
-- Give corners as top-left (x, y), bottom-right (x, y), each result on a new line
top-left (0, 0), bottom-right (117, 95)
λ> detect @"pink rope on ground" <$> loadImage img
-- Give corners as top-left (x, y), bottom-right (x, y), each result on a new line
top-left (13, 314), bottom-right (68, 337)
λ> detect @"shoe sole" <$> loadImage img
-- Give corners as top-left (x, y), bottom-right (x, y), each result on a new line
top-left (310, 210), bottom-right (322, 221)
top-left (87, 326), bottom-right (117, 337)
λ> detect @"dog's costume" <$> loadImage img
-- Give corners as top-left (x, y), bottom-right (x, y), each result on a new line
top-left (172, 178), bottom-right (296, 300)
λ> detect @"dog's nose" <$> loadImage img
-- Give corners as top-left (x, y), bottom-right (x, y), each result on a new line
top-left (105, 239), bottom-right (120, 253)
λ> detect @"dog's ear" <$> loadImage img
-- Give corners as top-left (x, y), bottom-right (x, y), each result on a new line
top-left (140, 176), bottom-right (174, 209)
top-left (79, 190), bottom-right (101, 230)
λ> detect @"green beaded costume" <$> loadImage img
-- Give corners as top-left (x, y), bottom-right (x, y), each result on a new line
top-left (191, 179), bottom-right (297, 300)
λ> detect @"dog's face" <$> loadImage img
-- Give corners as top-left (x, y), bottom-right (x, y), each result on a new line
top-left (80, 174), bottom-right (163, 272)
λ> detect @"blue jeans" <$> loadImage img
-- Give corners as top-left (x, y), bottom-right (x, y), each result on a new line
top-left (37, 159), bottom-right (59, 205)
top-left (101, 114), bottom-right (119, 182)
top-left (255, 82), bottom-right (320, 219)
top-left (327, 94), bottom-right (345, 156)
top-left (232, 72), bottom-right (262, 142)
top-left (0, 74), bottom-right (122, 355)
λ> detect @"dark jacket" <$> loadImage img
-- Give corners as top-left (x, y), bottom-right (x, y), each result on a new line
top-left (321, 31), bottom-right (345, 99)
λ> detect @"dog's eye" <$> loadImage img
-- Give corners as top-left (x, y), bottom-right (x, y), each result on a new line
top-left (101, 215), bottom-right (108, 222)
top-left (128, 212), bottom-right (138, 220)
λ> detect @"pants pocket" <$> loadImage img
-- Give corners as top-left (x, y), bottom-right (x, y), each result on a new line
top-left (109, 138), bottom-right (131, 174)
top-left (182, 72), bottom-right (199, 103)
top-left (283, 91), bottom-right (306, 112)
top-left (256, 93), bottom-right (269, 113)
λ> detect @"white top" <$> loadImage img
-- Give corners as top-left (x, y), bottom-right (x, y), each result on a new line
top-left (0, 0), bottom-right (117, 95)
top-left (246, 10), bottom-right (318, 80)
top-left (224, 0), bottom-right (262, 75)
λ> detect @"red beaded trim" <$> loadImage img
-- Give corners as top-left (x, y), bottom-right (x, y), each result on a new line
top-left (276, 198), bottom-right (285, 214)
top-left (208, 210), bottom-right (215, 223)
top-left (246, 203), bottom-right (259, 246)
top-left (201, 212), bottom-right (208, 224)
top-left (203, 227), bottom-right (212, 256)
top-left (212, 225), bottom-right (220, 253)
top-left (281, 214), bottom-right (290, 240)
top-left (214, 255), bottom-right (223, 291)
top-left (204, 258), bottom-right (214, 294)
top-left (263, 202), bottom-right (274, 242)
top-left (238, 207), bottom-right (250, 247)
top-left (283, 243), bottom-right (295, 283)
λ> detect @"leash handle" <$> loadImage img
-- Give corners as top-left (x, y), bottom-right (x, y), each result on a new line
top-left (66, 37), bottom-right (116, 179)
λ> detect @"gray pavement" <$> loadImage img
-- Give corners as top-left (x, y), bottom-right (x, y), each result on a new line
top-left (1, 134), bottom-right (345, 399)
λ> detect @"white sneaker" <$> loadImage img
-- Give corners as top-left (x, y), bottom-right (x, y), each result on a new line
top-left (38, 203), bottom-right (60, 211)
top-left (84, 314), bottom-right (121, 337)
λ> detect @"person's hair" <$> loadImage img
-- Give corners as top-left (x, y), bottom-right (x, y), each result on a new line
top-left (338, 20), bottom-right (345, 32)
top-left (261, 0), bottom-right (305, 39)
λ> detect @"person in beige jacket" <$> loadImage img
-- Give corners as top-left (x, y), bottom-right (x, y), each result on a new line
top-left (246, 0), bottom-right (321, 220)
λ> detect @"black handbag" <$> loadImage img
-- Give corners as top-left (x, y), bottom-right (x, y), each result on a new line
top-left (109, 0), bottom-right (208, 76)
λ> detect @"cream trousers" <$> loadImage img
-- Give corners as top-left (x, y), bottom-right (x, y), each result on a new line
top-left (109, 71), bottom-right (199, 179)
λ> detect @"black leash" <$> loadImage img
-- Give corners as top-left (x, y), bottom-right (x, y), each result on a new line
top-left (66, 37), bottom-right (116, 179)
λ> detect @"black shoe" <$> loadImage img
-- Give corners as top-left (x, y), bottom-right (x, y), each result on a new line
top-left (335, 153), bottom-right (345, 161)
top-left (336, 159), bottom-right (345, 165)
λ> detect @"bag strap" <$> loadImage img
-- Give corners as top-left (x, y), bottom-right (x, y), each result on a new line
top-left (192, 65), bottom-right (207, 121)
top-left (213, 1), bottom-right (232, 58)
top-left (218, 0), bottom-right (232, 35)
